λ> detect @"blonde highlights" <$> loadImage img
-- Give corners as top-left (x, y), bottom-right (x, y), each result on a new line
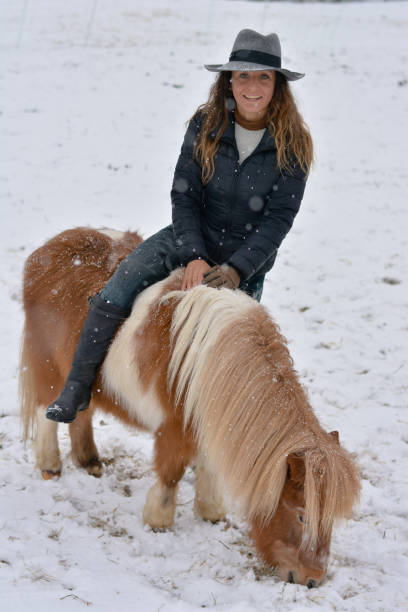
top-left (193, 71), bottom-right (314, 184)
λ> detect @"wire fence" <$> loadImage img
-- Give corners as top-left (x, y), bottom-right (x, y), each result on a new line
top-left (0, 0), bottom-right (396, 51)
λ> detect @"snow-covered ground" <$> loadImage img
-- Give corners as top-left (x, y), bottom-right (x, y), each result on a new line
top-left (1, 1), bottom-right (407, 610)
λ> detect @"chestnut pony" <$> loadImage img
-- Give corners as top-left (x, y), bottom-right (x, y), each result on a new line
top-left (20, 228), bottom-right (360, 587)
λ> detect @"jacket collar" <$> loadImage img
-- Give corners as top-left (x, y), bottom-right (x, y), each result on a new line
top-left (218, 112), bottom-right (276, 153)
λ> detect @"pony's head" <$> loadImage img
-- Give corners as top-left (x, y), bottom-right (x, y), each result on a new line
top-left (250, 431), bottom-right (360, 587)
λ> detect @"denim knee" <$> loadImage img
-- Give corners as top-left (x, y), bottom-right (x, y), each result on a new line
top-left (99, 225), bottom-right (180, 310)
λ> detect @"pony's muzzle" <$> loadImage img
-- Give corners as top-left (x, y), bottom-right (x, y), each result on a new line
top-left (283, 569), bottom-right (323, 587)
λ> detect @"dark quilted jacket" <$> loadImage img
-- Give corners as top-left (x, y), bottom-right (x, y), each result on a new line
top-left (171, 112), bottom-right (307, 281)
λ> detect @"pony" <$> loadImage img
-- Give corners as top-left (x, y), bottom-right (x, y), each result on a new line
top-left (20, 227), bottom-right (360, 587)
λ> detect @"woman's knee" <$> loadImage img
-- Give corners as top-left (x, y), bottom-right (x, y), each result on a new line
top-left (98, 226), bottom-right (180, 310)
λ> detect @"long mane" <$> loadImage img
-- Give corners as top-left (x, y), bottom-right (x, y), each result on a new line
top-left (166, 286), bottom-right (360, 549)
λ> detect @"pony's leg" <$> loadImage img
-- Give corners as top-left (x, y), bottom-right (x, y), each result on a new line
top-left (143, 418), bottom-right (195, 530)
top-left (194, 456), bottom-right (226, 523)
top-left (35, 407), bottom-right (61, 479)
top-left (69, 404), bottom-right (102, 477)
top-left (143, 480), bottom-right (178, 531)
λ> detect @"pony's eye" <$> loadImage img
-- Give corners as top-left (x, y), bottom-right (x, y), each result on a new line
top-left (298, 514), bottom-right (304, 523)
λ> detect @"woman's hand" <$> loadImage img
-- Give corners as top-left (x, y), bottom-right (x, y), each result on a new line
top-left (182, 259), bottom-right (211, 291)
top-left (202, 264), bottom-right (240, 290)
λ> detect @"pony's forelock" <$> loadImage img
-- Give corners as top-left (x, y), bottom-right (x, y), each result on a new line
top-left (301, 445), bottom-right (361, 552)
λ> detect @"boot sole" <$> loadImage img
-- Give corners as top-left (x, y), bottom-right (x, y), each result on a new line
top-left (45, 402), bottom-right (88, 424)
top-left (45, 410), bottom-right (77, 424)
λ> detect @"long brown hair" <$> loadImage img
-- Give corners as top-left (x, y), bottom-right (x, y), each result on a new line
top-left (193, 71), bottom-right (314, 184)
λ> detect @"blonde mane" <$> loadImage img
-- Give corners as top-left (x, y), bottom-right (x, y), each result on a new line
top-left (166, 286), bottom-right (360, 549)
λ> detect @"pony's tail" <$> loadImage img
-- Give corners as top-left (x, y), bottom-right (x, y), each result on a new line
top-left (19, 324), bottom-right (39, 441)
top-left (302, 445), bottom-right (360, 550)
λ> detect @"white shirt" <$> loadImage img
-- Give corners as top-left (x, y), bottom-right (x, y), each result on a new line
top-left (234, 123), bottom-right (266, 164)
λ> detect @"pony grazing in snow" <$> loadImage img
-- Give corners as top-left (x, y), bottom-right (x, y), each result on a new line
top-left (20, 227), bottom-right (360, 587)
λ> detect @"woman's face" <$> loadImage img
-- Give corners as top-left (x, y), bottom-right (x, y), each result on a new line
top-left (230, 70), bottom-right (276, 121)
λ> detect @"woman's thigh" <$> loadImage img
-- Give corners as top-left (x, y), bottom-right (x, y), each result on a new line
top-left (99, 225), bottom-right (180, 310)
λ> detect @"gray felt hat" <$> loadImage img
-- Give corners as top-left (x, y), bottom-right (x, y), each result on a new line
top-left (204, 29), bottom-right (304, 81)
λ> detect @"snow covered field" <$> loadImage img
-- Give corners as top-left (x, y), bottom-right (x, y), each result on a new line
top-left (1, 1), bottom-right (407, 610)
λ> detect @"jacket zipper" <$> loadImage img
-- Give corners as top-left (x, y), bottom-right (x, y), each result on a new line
top-left (226, 156), bottom-right (241, 239)
top-left (225, 145), bottom-right (262, 241)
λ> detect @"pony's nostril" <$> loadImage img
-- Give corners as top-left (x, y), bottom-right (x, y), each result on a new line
top-left (307, 579), bottom-right (316, 589)
top-left (288, 571), bottom-right (295, 584)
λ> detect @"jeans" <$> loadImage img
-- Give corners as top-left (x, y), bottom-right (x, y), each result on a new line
top-left (99, 225), bottom-right (264, 310)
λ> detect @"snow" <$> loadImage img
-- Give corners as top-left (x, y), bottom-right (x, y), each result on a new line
top-left (1, 0), bottom-right (407, 610)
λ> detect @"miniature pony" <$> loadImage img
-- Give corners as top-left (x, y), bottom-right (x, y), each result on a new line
top-left (20, 228), bottom-right (360, 587)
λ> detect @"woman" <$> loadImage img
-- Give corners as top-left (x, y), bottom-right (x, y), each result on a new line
top-left (46, 29), bottom-right (313, 424)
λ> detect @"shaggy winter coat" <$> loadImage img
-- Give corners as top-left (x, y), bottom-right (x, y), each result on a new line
top-left (171, 112), bottom-right (307, 281)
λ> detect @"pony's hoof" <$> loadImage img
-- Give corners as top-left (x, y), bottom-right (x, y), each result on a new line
top-left (83, 457), bottom-right (103, 478)
top-left (150, 526), bottom-right (171, 533)
top-left (142, 509), bottom-right (175, 531)
top-left (143, 482), bottom-right (176, 529)
top-left (194, 498), bottom-right (226, 523)
top-left (41, 469), bottom-right (61, 480)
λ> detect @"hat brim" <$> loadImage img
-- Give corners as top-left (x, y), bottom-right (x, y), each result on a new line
top-left (204, 61), bottom-right (304, 81)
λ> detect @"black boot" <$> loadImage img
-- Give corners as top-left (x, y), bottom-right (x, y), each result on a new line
top-left (46, 295), bottom-right (129, 423)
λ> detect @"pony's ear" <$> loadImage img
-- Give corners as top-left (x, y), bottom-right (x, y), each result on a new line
top-left (329, 430), bottom-right (340, 444)
top-left (287, 453), bottom-right (305, 484)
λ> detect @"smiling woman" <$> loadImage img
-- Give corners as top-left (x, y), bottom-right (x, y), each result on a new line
top-left (230, 70), bottom-right (276, 121)
top-left (45, 28), bottom-right (314, 431)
